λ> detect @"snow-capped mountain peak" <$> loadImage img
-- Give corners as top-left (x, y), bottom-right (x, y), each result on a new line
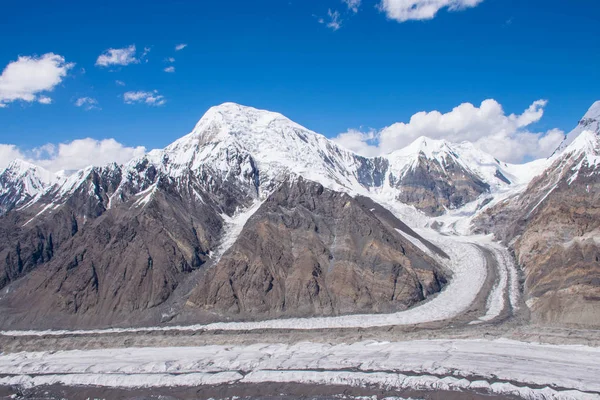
top-left (386, 136), bottom-right (519, 189)
top-left (559, 128), bottom-right (600, 184)
top-left (530, 104), bottom-right (600, 188)
top-left (4, 101), bottom-right (585, 219)
top-left (0, 159), bottom-right (60, 214)
top-left (389, 136), bottom-right (453, 159)
top-left (552, 100), bottom-right (600, 155)
top-left (582, 100), bottom-right (600, 121)
top-left (566, 127), bottom-right (600, 155)
top-left (0, 159), bottom-right (57, 195)
top-left (148, 103), bottom-right (377, 195)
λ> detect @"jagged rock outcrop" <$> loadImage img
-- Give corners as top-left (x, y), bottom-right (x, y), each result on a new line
top-left (189, 178), bottom-right (448, 318)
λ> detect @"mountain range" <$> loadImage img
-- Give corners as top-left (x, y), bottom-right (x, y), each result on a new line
top-left (0, 101), bottom-right (598, 329)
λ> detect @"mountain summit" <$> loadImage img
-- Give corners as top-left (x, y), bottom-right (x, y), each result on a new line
top-left (0, 159), bottom-right (58, 214)
top-left (552, 101), bottom-right (600, 155)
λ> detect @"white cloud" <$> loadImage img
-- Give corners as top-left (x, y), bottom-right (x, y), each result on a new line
top-left (38, 96), bottom-right (52, 105)
top-left (141, 46), bottom-right (151, 62)
top-left (332, 129), bottom-right (381, 157)
top-left (164, 66), bottom-right (175, 73)
top-left (123, 90), bottom-right (166, 106)
top-left (74, 97), bottom-right (99, 110)
top-left (332, 99), bottom-right (565, 163)
top-left (165, 57), bottom-right (175, 63)
top-left (343, 0), bottom-right (361, 13)
top-left (95, 45), bottom-right (139, 67)
top-left (0, 139), bottom-right (146, 172)
top-left (0, 53), bottom-right (74, 107)
top-left (320, 9), bottom-right (342, 30)
top-left (115, 80), bottom-right (126, 86)
top-left (175, 44), bottom-right (187, 51)
top-left (0, 145), bottom-right (27, 170)
top-left (379, 0), bottom-right (484, 22)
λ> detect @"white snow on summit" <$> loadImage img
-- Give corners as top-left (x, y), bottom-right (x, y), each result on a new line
top-left (384, 136), bottom-right (542, 192)
top-left (134, 103), bottom-right (380, 195)
top-left (5, 101), bottom-right (599, 222)
top-left (0, 159), bottom-right (59, 203)
top-left (553, 100), bottom-right (600, 154)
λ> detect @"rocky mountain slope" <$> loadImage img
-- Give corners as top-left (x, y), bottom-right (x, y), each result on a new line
top-left (0, 103), bottom-right (456, 329)
top-left (188, 178), bottom-right (447, 319)
top-left (475, 101), bottom-right (600, 326)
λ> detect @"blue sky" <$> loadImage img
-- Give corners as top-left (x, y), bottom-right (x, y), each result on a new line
top-left (0, 0), bottom-right (599, 169)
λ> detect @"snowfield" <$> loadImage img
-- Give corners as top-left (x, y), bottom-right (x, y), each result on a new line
top-left (1, 339), bottom-right (599, 399)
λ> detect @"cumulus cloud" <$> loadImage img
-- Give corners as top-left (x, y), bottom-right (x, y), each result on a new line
top-left (123, 90), bottom-right (166, 106)
top-left (165, 57), bottom-right (175, 63)
top-left (95, 45), bottom-right (139, 67)
top-left (0, 145), bottom-right (27, 169)
top-left (343, 0), bottom-right (361, 13)
top-left (0, 53), bottom-right (74, 107)
top-left (164, 66), bottom-right (175, 73)
top-left (0, 139), bottom-right (146, 172)
top-left (74, 97), bottom-right (99, 110)
top-left (379, 0), bottom-right (484, 22)
top-left (115, 80), bottom-right (126, 86)
top-left (175, 44), bottom-right (187, 51)
top-left (332, 129), bottom-right (380, 157)
top-left (37, 96), bottom-right (52, 105)
top-left (332, 99), bottom-right (565, 163)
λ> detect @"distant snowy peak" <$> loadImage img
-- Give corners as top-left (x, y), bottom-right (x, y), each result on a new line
top-left (0, 160), bottom-right (60, 214)
top-left (581, 100), bottom-right (600, 124)
top-left (385, 136), bottom-right (526, 190)
top-left (531, 115), bottom-right (600, 190)
top-left (389, 136), bottom-right (453, 159)
top-left (1, 159), bottom-right (56, 184)
top-left (566, 127), bottom-right (600, 155)
top-left (558, 128), bottom-right (600, 184)
top-left (540, 101), bottom-right (600, 186)
top-left (553, 100), bottom-right (600, 155)
top-left (0, 160), bottom-right (57, 196)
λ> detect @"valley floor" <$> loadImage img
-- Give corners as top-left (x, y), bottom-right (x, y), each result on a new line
top-left (0, 202), bottom-right (599, 400)
top-left (0, 337), bottom-right (599, 399)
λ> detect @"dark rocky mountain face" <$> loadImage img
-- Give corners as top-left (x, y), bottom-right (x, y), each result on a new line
top-left (475, 130), bottom-right (600, 327)
top-left (389, 152), bottom-right (490, 216)
top-left (0, 155), bottom-right (447, 329)
top-left (188, 178), bottom-right (448, 319)
top-left (0, 158), bottom-right (257, 329)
